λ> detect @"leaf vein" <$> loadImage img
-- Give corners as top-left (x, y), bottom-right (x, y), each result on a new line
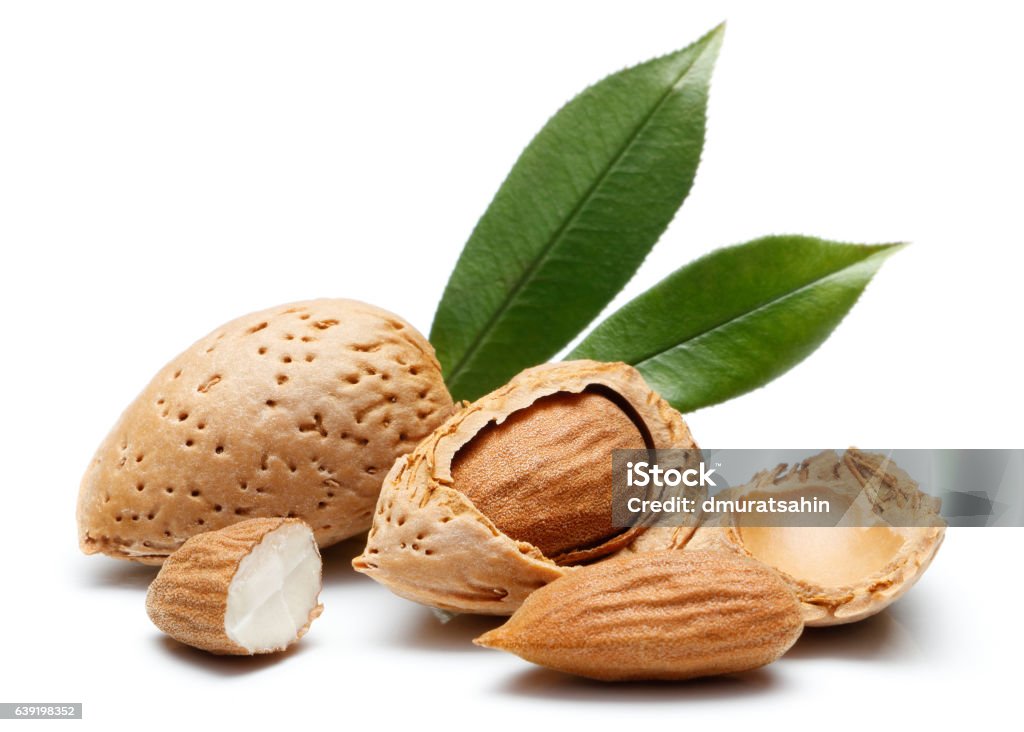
top-left (446, 47), bottom-right (713, 385)
top-left (629, 252), bottom-right (892, 369)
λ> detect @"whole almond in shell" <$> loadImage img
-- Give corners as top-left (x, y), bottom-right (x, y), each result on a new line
top-left (475, 551), bottom-right (804, 681)
top-left (146, 518), bottom-right (323, 655)
top-left (78, 298), bottom-right (455, 564)
top-left (354, 360), bottom-right (701, 615)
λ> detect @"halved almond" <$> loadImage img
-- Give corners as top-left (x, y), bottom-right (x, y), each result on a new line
top-left (146, 518), bottom-right (323, 654)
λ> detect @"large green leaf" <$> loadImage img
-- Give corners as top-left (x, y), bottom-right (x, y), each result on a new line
top-left (431, 25), bottom-right (724, 401)
top-left (569, 236), bottom-right (905, 412)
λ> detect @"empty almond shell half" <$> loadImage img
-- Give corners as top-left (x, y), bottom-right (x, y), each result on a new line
top-left (353, 360), bottom-right (700, 615)
top-left (146, 518), bottom-right (323, 655)
top-left (686, 448), bottom-right (945, 626)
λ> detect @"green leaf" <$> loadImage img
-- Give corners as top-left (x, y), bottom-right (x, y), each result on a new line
top-left (431, 24), bottom-right (725, 401)
top-left (568, 236), bottom-right (905, 412)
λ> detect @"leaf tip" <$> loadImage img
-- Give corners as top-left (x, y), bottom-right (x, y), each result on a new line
top-left (701, 21), bottom-right (726, 51)
top-left (877, 240), bottom-right (910, 258)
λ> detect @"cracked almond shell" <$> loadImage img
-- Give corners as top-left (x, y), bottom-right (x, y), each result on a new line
top-left (78, 298), bottom-right (455, 564)
top-left (686, 448), bottom-right (945, 626)
top-left (353, 360), bottom-right (699, 615)
top-left (146, 518), bottom-right (323, 655)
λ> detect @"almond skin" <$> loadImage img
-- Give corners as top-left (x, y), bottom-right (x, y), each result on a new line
top-left (451, 390), bottom-right (646, 560)
top-left (474, 551), bottom-right (804, 681)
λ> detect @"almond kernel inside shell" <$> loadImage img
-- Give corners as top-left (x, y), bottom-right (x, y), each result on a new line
top-left (450, 390), bottom-right (646, 562)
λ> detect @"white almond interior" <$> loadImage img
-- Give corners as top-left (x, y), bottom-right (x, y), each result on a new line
top-left (225, 522), bottom-right (322, 653)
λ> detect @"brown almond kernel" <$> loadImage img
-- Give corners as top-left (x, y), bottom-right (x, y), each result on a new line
top-left (475, 551), bottom-right (804, 681)
top-left (450, 390), bottom-right (645, 562)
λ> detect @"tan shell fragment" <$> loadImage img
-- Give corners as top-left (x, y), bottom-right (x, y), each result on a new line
top-left (78, 298), bottom-right (455, 564)
top-left (353, 360), bottom-right (699, 615)
top-left (686, 448), bottom-right (945, 626)
top-left (146, 518), bottom-right (323, 655)
top-left (475, 551), bottom-right (804, 681)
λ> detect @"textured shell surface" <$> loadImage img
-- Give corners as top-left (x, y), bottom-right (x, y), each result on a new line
top-left (354, 360), bottom-right (700, 615)
top-left (79, 298), bottom-right (454, 563)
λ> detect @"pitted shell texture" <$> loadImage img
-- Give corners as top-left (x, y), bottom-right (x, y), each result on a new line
top-left (353, 360), bottom-right (699, 615)
top-left (78, 298), bottom-right (455, 563)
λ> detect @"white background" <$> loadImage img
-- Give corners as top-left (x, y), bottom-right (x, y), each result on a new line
top-left (1, 1), bottom-right (1021, 729)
